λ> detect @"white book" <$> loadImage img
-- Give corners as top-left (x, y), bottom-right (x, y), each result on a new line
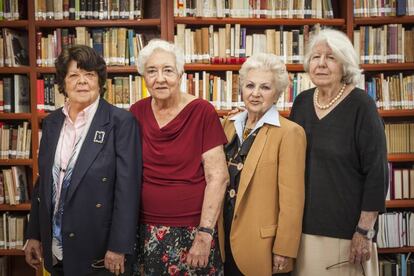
top-left (194, 73), bottom-right (200, 98)
top-left (394, 169), bottom-right (403, 199)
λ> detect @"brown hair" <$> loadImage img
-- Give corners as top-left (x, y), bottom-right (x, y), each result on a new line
top-left (55, 45), bottom-right (107, 96)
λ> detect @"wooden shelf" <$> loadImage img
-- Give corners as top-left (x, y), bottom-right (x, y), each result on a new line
top-left (174, 17), bottom-right (346, 26)
top-left (388, 154), bottom-right (414, 162)
top-left (386, 200), bottom-right (414, 208)
top-left (0, 159), bottom-right (33, 166)
top-left (34, 19), bottom-right (161, 28)
top-left (0, 203), bottom-right (31, 211)
top-left (354, 16), bottom-right (414, 26)
top-left (37, 66), bottom-right (137, 74)
top-left (185, 64), bottom-right (304, 71)
top-left (378, 247), bottom-right (414, 254)
top-left (0, 113), bottom-right (32, 120)
top-left (0, 249), bottom-right (25, 256)
top-left (0, 20), bottom-right (28, 28)
top-left (361, 63), bottom-right (414, 71)
top-left (379, 109), bottom-right (414, 117)
top-left (0, 66), bottom-right (31, 74)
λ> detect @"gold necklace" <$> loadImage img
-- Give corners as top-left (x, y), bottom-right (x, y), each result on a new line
top-left (314, 83), bottom-right (346, 110)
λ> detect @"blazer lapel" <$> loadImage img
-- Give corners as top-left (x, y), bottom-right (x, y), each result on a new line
top-left (65, 99), bottom-right (112, 203)
top-left (44, 112), bottom-right (65, 212)
top-left (234, 125), bottom-right (269, 213)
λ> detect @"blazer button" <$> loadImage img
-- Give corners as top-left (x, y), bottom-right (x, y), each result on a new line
top-left (69, 233), bottom-right (75, 238)
top-left (96, 203), bottom-right (102, 208)
top-left (102, 177), bottom-right (107, 182)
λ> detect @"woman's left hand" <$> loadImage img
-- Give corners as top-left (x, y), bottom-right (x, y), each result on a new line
top-left (349, 232), bottom-right (372, 264)
top-left (186, 231), bottom-right (213, 268)
top-left (272, 254), bottom-right (289, 273)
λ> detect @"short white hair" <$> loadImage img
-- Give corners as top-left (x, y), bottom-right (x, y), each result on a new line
top-left (303, 28), bottom-right (362, 85)
top-left (137, 39), bottom-right (185, 75)
top-left (239, 53), bottom-right (289, 97)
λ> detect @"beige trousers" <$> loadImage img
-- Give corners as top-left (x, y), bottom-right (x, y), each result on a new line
top-left (293, 234), bottom-right (379, 276)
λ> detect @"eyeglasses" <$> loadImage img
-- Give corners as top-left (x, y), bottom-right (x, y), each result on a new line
top-left (145, 67), bottom-right (177, 78)
top-left (91, 258), bottom-right (105, 269)
top-left (325, 260), bottom-right (366, 276)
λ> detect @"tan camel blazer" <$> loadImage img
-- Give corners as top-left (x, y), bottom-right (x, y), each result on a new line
top-left (218, 116), bottom-right (306, 275)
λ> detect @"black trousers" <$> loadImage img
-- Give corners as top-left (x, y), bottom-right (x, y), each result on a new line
top-left (51, 260), bottom-right (133, 276)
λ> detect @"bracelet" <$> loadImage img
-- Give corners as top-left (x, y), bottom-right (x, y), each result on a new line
top-left (197, 226), bottom-right (215, 237)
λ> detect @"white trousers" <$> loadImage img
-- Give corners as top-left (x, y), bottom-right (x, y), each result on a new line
top-left (293, 233), bottom-right (379, 276)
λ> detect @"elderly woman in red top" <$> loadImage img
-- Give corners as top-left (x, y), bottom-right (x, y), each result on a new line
top-left (130, 39), bottom-right (229, 275)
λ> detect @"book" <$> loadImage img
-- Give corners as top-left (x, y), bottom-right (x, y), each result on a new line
top-left (13, 75), bottom-right (30, 113)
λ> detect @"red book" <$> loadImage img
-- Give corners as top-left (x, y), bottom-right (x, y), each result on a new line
top-left (37, 79), bottom-right (45, 113)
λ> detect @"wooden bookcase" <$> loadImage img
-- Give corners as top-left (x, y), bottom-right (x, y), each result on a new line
top-left (0, 0), bottom-right (413, 275)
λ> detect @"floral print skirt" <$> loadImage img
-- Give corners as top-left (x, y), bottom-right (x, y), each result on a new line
top-left (133, 224), bottom-right (223, 276)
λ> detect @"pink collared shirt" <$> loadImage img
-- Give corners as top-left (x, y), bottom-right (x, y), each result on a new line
top-left (54, 97), bottom-right (100, 211)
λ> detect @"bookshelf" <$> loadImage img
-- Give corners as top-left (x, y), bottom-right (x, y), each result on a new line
top-left (0, 0), bottom-right (412, 275)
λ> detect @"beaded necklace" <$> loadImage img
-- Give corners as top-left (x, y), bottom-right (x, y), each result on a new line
top-left (314, 83), bottom-right (346, 110)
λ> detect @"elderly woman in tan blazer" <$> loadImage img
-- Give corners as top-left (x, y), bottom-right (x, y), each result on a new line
top-left (219, 53), bottom-right (306, 276)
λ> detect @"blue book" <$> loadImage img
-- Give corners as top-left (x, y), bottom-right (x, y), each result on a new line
top-left (397, 0), bottom-right (407, 16)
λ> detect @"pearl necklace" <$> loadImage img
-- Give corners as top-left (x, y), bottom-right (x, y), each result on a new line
top-left (314, 83), bottom-right (346, 110)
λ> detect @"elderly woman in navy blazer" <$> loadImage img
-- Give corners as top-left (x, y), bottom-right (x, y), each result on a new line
top-left (24, 45), bottom-right (142, 276)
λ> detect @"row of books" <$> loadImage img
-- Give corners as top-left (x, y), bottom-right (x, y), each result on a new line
top-left (364, 73), bottom-right (414, 110)
top-left (0, 166), bottom-right (29, 205)
top-left (377, 212), bottom-right (414, 248)
top-left (354, 0), bottom-right (414, 17)
top-left (36, 75), bottom-right (65, 112)
top-left (0, 0), bottom-right (24, 21)
top-left (0, 122), bottom-right (31, 160)
top-left (379, 254), bottom-right (414, 276)
top-left (104, 75), bottom-right (149, 109)
top-left (385, 122), bottom-right (414, 154)
top-left (13, 71), bottom-right (414, 113)
top-left (0, 28), bottom-right (29, 67)
top-left (36, 28), bottom-right (146, 67)
top-left (180, 71), bottom-right (316, 110)
top-left (354, 25), bottom-right (414, 64)
top-left (387, 165), bottom-right (414, 200)
top-left (174, 0), bottom-right (334, 19)
top-left (35, 0), bottom-right (144, 20)
top-left (37, 75), bottom-right (149, 111)
top-left (175, 24), bottom-right (316, 64)
top-left (0, 212), bottom-right (26, 249)
top-left (0, 75), bottom-right (30, 113)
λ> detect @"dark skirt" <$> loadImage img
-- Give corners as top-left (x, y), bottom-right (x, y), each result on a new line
top-left (133, 224), bottom-right (223, 276)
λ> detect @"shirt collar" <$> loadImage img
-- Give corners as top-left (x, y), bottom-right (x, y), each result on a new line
top-left (230, 106), bottom-right (281, 143)
top-left (62, 97), bottom-right (100, 124)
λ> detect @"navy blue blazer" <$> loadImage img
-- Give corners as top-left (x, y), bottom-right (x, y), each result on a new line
top-left (26, 98), bottom-right (142, 276)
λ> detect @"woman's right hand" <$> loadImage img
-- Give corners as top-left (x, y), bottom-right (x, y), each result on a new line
top-left (186, 231), bottom-right (213, 268)
top-left (227, 107), bottom-right (245, 118)
top-left (24, 239), bottom-right (43, 270)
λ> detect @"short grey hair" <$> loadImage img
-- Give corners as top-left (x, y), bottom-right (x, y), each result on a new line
top-left (137, 39), bottom-right (185, 75)
top-left (239, 53), bottom-right (289, 97)
top-left (303, 28), bottom-right (362, 85)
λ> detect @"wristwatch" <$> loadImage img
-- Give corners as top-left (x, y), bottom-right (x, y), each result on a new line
top-left (197, 226), bottom-right (215, 237)
top-left (355, 225), bottom-right (376, 240)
